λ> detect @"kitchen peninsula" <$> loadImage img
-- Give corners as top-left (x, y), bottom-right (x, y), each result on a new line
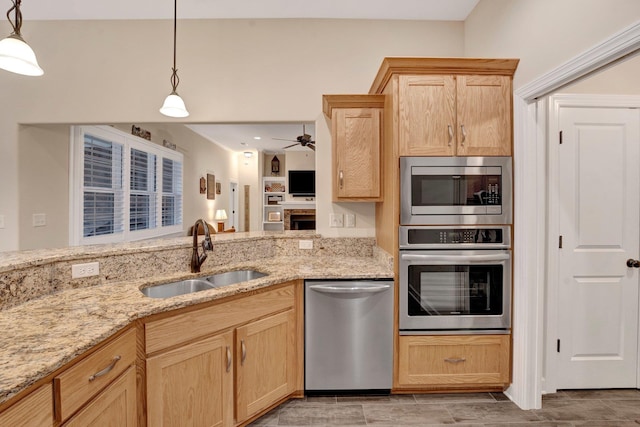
top-left (0, 231), bottom-right (392, 426)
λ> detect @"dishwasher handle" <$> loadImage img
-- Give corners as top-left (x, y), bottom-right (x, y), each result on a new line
top-left (309, 284), bottom-right (391, 294)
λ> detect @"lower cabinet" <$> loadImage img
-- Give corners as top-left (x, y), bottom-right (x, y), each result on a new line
top-left (147, 331), bottom-right (234, 427)
top-left (63, 366), bottom-right (137, 427)
top-left (145, 282), bottom-right (301, 427)
top-left (0, 383), bottom-right (54, 427)
top-left (236, 309), bottom-right (296, 423)
top-left (397, 334), bottom-right (510, 389)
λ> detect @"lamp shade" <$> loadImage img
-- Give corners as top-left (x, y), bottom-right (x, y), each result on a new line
top-left (214, 209), bottom-right (228, 221)
top-left (0, 34), bottom-right (43, 76)
top-left (159, 92), bottom-right (189, 118)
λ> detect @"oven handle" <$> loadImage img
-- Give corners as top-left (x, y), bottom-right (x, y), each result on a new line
top-left (400, 253), bottom-right (510, 263)
top-left (309, 284), bottom-right (391, 294)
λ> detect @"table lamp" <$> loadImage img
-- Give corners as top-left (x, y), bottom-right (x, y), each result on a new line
top-left (214, 209), bottom-right (228, 232)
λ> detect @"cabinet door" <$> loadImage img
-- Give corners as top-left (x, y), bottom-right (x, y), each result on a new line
top-left (397, 335), bottom-right (510, 388)
top-left (0, 384), bottom-right (53, 427)
top-left (236, 309), bottom-right (296, 423)
top-left (456, 75), bottom-right (512, 156)
top-left (147, 331), bottom-right (234, 427)
top-left (63, 366), bottom-right (136, 427)
top-left (398, 75), bottom-right (456, 156)
top-left (333, 108), bottom-right (382, 201)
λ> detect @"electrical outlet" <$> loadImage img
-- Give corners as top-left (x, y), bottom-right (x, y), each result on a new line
top-left (345, 214), bottom-right (356, 228)
top-left (72, 262), bottom-right (100, 279)
top-left (32, 213), bottom-right (46, 227)
top-left (299, 240), bottom-right (313, 250)
top-left (329, 213), bottom-right (344, 228)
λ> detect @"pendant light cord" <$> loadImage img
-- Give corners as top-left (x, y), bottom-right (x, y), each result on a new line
top-left (6, 0), bottom-right (22, 36)
top-left (169, 0), bottom-right (180, 93)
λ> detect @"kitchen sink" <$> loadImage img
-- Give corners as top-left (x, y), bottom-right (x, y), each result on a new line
top-left (205, 269), bottom-right (267, 287)
top-left (141, 270), bottom-right (268, 298)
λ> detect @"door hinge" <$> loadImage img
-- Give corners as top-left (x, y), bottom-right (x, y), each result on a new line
top-left (559, 235), bottom-right (563, 248)
top-left (559, 130), bottom-right (563, 144)
top-left (557, 339), bottom-right (561, 353)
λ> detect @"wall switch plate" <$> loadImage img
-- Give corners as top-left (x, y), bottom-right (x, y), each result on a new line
top-left (32, 213), bottom-right (46, 227)
top-left (0, 215), bottom-right (4, 229)
top-left (345, 214), bottom-right (356, 228)
top-left (72, 262), bottom-right (100, 278)
top-left (299, 240), bottom-right (313, 250)
top-left (329, 213), bottom-right (344, 228)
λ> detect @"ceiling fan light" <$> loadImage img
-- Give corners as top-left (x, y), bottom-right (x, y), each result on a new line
top-left (0, 34), bottom-right (43, 76)
top-left (160, 92), bottom-right (189, 118)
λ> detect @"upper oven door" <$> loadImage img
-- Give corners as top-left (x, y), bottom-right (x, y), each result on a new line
top-left (400, 157), bottom-right (512, 225)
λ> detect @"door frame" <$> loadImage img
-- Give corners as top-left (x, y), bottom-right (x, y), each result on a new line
top-left (545, 94), bottom-right (640, 394)
top-left (510, 20), bottom-right (640, 409)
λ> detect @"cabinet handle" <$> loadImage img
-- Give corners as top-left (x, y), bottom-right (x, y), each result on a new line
top-left (339, 170), bottom-right (344, 190)
top-left (444, 357), bottom-right (466, 364)
top-left (226, 346), bottom-right (232, 372)
top-left (241, 340), bottom-right (246, 365)
top-left (460, 124), bottom-right (467, 146)
top-left (447, 125), bottom-right (453, 146)
top-left (88, 355), bottom-right (121, 382)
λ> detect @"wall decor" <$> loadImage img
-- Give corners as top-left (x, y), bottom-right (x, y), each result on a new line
top-left (206, 174), bottom-right (216, 200)
top-left (131, 125), bottom-right (151, 140)
top-left (199, 177), bottom-right (206, 194)
top-left (268, 211), bottom-right (281, 222)
top-left (216, 181), bottom-right (221, 195)
top-left (271, 155), bottom-right (280, 176)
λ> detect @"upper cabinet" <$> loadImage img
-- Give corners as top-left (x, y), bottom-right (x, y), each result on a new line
top-left (371, 57), bottom-right (519, 157)
top-left (323, 95), bottom-right (385, 202)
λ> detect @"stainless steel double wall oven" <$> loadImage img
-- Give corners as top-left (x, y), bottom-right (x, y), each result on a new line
top-left (399, 157), bottom-right (513, 334)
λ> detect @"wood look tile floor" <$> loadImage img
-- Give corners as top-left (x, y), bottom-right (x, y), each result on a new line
top-left (248, 390), bottom-right (640, 426)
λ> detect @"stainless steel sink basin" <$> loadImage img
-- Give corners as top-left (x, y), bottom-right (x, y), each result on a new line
top-left (141, 279), bottom-right (214, 298)
top-left (141, 270), bottom-right (268, 298)
top-left (205, 269), bottom-right (267, 287)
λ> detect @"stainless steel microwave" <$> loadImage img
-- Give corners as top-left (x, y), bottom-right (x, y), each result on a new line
top-left (400, 157), bottom-right (512, 225)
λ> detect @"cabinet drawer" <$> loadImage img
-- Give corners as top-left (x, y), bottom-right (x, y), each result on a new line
top-left (398, 335), bottom-right (510, 387)
top-left (145, 283), bottom-right (296, 354)
top-left (0, 383), bottom-right (54, 426)
top-left (54, 328), bottom-right (136, 422)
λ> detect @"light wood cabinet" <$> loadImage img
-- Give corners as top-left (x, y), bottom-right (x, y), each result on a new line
top-left (236, 309), bottom-right (296, 423)
top-left (398, 74), bottom-right (512, 156)
top-left (147, 331), bottom-right (234, 427)
top-left (323, 94), bottom-right (385, 202)
top-left (63, 366), bottom-right (137, 427)
top-left (0, 383), bottom-right (54, 426)
top-left (397, 334), bottom-right (510, 389)
top-left (145, 281), bottom-right (302, 427)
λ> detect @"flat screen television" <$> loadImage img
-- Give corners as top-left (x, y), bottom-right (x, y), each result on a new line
top-left (288, 170), bottom-right (315, 197)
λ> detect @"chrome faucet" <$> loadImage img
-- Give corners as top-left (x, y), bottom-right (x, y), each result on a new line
top-left (191, 219), bottom-right (213, 273)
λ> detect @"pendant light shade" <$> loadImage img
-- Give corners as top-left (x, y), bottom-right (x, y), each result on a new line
top-left (160, 0), bottom-right (189, 117)
top-left (0, 1), bottom-right (43, 77)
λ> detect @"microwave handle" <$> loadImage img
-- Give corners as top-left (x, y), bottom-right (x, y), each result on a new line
top-left (400, 253), bottom-right (510, 263)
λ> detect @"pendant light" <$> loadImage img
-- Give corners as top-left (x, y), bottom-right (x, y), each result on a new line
top-left (159, 0), bottom-right (189, 117)
top-left (0, 0), bottom-right (43, 76)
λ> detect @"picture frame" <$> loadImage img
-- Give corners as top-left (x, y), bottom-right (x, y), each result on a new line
top-left (268, 211), bottom-right (281, 222)
top-left (207, 174), bottom-right (216, 200)
top-left (216, 181), bottom-right (221, 195)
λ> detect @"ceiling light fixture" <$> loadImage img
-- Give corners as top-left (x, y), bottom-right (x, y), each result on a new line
top-left (0, 0), bottom-right (43, 76)
top-left (244, 151), bottom-right (253, 158)
top-left (159, 0), bottom-right (189, 118)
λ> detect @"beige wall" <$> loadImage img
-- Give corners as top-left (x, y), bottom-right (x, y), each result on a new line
top-left (0, 18), bottom-right (464, 250)
top-left (464, 0), bottom-right (640, 90)
top-left (562, 53), bottom-right (640, 94)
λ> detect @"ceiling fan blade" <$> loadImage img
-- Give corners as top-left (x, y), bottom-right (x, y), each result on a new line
top-left (273, 137), bottom-right (296, 142)
top-left (283, 143), bottom-right (300, 149)
top-left (307, 144), bottom-right (316, 151)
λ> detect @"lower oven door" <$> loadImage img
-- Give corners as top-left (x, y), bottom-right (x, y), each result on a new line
top-left (399, 250), bottom-right (511, 331)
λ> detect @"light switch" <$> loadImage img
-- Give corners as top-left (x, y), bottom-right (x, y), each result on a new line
top-left (329, 213), bottom-right (344, 228)
top-left (345, 214), bottom-right (356, 228)
top-left (33, 213), bottom-right (46, 227)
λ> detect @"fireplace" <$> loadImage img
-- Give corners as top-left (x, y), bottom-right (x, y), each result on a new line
top-left (284, 209), bottom-right (316, 230)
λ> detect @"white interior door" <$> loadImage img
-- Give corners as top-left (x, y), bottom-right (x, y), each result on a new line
top-left (557, 105), bottom-right (640, 389)
top-left (229, 182), bottom-right (238, 229)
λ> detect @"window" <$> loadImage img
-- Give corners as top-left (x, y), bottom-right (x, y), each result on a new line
top-left (70, 126), bottom-right (183, 245)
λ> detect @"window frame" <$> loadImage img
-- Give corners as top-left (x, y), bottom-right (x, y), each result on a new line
top-left (70, 125), bottom-right (183, 246)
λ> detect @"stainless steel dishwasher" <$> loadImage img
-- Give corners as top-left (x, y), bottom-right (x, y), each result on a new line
top-left (305, 279), bottom-right (393, 391)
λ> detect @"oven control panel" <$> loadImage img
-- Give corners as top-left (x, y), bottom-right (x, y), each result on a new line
top-left (399, 226), bottom-right (511, 249)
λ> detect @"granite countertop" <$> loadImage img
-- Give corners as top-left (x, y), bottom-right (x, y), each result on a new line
top-left (0, 254), bottom-right (393, 405)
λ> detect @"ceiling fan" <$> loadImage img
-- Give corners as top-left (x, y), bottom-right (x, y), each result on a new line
top-left (273, 125), bottom-right (316, 151)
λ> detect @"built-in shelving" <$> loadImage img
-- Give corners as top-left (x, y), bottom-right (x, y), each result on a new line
top-left (263, 177), bottom-right (286, 231)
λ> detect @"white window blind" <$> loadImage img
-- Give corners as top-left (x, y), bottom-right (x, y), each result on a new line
top-left (71, 126), bottom-right (184, 246)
